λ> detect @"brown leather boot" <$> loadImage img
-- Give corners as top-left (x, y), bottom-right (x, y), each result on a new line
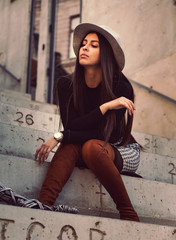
top-left (82, 139), bottom-right (140, 222)
top-left (38, 144), bottom-right (81, 206)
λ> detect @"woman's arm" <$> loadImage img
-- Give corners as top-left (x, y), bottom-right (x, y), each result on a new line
top-left (62, 129), bottom-right (101, 144)
top-left (100, 96), bottom-right (135, 116)
top-left (35, 128), bottom-right (100, 164)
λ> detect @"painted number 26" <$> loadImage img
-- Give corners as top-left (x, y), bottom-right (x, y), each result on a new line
top-left (14, 112), bottom-right (34, 126)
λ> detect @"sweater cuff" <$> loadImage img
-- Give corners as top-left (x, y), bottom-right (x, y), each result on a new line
top-left (61, 129), bottom-right (70, 144)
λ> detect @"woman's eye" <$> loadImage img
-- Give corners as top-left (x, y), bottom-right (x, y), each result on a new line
top-left (81, 41), bottom-right (87, 46)
top-left (80, 42), bottom-right (99, 48)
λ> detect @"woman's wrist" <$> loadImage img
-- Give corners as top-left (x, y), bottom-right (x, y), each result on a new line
top-left (100, 103), bottom-right (109, 115)
top-left (54, 132), bottom-right (63, 143)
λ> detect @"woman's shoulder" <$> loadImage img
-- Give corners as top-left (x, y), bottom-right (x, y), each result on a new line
top-left (57, 74), bottom-right (72, 90)
top-left (57, 74), bottom-right (72, 86)
top-left (114, 72), bottom-right (134, 99)
top-left (120, 73), bottom-right (133, 92)
top-left (57, 74), bottom-right (73, 97)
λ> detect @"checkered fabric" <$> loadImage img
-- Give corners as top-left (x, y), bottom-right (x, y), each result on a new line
top-left (111, 143), bottom-right (140, 173)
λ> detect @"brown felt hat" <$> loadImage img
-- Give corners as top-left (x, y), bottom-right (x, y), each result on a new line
top-left (73, 23), bottom-right (125, 70)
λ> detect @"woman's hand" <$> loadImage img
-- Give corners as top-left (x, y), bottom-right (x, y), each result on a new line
top-left (35, 137), bottom-right (59, 164)
top-left (100, 97), bottom-right (136, 116)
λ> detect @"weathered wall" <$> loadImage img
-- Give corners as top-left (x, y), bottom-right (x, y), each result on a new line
top-left (35, 0), bottom-right (52, 102)
top-left (0, 0), bottom-right (32, 93)
top-left (82, 0), bottom-right (176, 139)
top-left (56, 0), bottom-right (80, 61)
top-left (33, 0), bottom-right (80, 102)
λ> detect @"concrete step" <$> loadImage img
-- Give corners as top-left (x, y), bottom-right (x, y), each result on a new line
top-left (133, 131), bottom-right (176, 158)
top-left (0, 122), bottom-right (176, 185)
top-left (1, 205), bottom-right (176, 240)
top-left (137, 151), bottom-right (176, 185)
top-left (0, 154), bottom-right (176, 226)
top-left (0, 88), bottom-right (31, 100)
top-left (0, 102), bottom-right (61, 132)
top-left (0, 123), bottom-right (56, 162)
top-left (0, 89), bottom-right (59, 114)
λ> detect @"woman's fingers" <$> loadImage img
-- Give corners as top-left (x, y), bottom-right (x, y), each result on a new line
top-left (100, 97), bottom-right (135, 115)
top-left (35, 146), bottom-right (41, 161)
top-left (115, 97), bottom-right (135, 114)
top-left (35, 137), bottom-right (59, 165)
top-left (35, 143), bottom-right (47, 164)
top-left (40, 145), bottom-right (52, 164)
top-left (124, 99), bottom-right (135, 115)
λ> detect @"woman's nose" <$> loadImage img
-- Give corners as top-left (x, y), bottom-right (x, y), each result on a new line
top-left (83, 44), bottom-right (89, 51)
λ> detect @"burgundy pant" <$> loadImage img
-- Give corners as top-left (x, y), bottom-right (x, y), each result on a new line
top-left (38, 139), bottom-right (139, 221)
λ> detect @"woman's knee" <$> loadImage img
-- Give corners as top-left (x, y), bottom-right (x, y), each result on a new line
top-left (82, 139), bottom-right (102, 165)
top-left (82, 139), bottom-right (114, 166)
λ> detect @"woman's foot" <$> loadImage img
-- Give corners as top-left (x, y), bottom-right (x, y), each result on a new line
top-left (18, 198), bottom-right (78, 214)
top-left (119, 207), bottom-right (140, 222)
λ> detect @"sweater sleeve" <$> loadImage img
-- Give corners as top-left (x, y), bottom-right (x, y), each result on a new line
top-left (62, 128), bottom-right (102, 144)
top-left (114, 73), bottom-right (134, 101)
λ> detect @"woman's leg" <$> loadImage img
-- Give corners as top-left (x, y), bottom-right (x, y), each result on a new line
top-left (82, 139), bottom-right (139, 221)
top-left (38, 144), bottom-right (81, 206)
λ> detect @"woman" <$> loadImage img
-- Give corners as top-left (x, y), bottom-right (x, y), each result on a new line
top-left (35, 23), bottom-right (141, 222)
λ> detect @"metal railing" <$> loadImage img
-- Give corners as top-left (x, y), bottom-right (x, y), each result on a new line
top-left (0, 64), bottom-right (21, 82)
top-left (130, 79), bottom-right (176, 105)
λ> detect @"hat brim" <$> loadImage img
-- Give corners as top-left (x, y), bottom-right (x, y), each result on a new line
top-left (73, 23), bottom-right (125, 70)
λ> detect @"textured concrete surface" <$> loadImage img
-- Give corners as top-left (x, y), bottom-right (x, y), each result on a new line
top-left (0, 102), bottom-right (60, 132)
top-left (137, 151), bottom-right (176, 184)
top-left (0, 205), bottom-right (176, 240)
top-left (0, 88), bottom-right (31, 100)
top-left (133, 131), bottom-right (176, 158)
top-left (0, 90), bottom-right (59, 114)
top-left (0, 154), bottom-right (176, 225)
top-left (0, 123), bottom-right (55, 161)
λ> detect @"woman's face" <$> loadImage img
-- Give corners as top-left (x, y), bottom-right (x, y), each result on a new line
top-left (79, 33), bottom-right (100, 67)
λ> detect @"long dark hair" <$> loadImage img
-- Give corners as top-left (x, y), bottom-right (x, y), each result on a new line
top-left (72, 32), bottom-right (134, 146)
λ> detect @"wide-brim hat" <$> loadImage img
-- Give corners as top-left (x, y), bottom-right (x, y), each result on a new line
top-left (73, 23), bottom-right (125, 70)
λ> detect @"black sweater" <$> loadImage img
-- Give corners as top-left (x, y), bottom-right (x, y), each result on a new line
top-left (57, 74), bottom-right (134, 145)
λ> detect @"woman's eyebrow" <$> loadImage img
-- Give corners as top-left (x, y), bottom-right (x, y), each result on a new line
top-left (91, 40), bottom-right (99, 43)
top-left (83, 39), bottom-right (99, 43)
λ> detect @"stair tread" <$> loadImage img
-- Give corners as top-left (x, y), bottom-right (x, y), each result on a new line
top-left (0, 102), bottom-right (61, 132)
top-left (0, 90), bottom-right (58, 114)
top-left (0, 204), bottom-right (176, 240)
top-left (0, 88), bottom-right (31, 100)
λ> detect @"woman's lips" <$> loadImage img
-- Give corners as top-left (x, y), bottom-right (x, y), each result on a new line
top-left (80, 53), bottom-right (89, 58)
